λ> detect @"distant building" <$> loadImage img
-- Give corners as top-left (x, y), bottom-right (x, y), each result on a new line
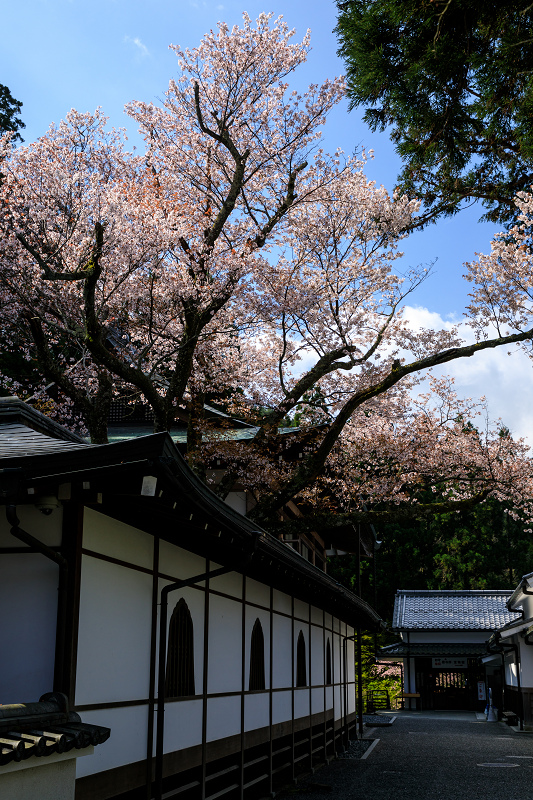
top-left (380, 589), bottom-right (519, 711)
top-left (0, 397), bottom-right (382, 800)
top-left (486, 572), bottom-right (533, 728)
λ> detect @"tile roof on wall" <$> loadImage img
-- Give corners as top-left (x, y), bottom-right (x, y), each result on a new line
top-left (392, 590), bottom-right (521, 631)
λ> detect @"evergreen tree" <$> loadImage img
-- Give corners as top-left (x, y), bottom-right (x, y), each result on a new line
top-left (336, 0), bottom-right (533, 226)
top-left (0, 84), bottom-right (24, 142)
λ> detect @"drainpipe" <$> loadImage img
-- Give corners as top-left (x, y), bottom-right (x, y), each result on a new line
top-left (341, 633), bottom-right (361, 748)
top-left (154, 534), bottom-right (260, 800)
top-left (6, 504), bottom-right (69, 693)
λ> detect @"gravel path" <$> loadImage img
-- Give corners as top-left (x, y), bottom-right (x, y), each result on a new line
top-left (285, 711), bottom-right (533, 800)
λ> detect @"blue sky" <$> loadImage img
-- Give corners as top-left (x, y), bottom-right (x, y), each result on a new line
top-left (2, 1), bottom-right (531, 440)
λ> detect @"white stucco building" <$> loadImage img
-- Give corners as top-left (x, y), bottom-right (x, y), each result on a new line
top-left (0, 397), bottom-right (382, 800)
top-left (380, 589), bottom-right (519, 712)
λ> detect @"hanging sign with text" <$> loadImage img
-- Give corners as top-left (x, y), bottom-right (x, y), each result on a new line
top-left (431, 657), bottom-right (467, 669)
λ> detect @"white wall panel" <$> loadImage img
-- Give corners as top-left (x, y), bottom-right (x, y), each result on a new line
top-left (294, 626), bottom-right (309, 686)
top-left (208, 564), bottom-right (242, 599)
top-left (311, 688), bottom-right (324, 715)
top-left (272, 690), bottom-right (292, 724)
top-left (520, 645), bottom-right (533, 687)
top-left (294, 599), bottom-right (309, 623)
top-left (163, 699), bottom-right (203, 752)
top-left (346, 639), bottom-right (355, 683)
top-left (0, 505), bottom-right (63, 548)
top-left (273, 590), bottom-right (291, 615)
top-left (158, 539), bottom-right (206, 581)
top-left (246, 578), bottom-right (270, 608)
top-left (334, 686), bottom-right (343, 720)
top-left (207, 696), bottom-right (241, 741)
top-left (0, 554), bottom-right (57, 701)
top-left (245, 607), bottom-right (270, 690)
top-left (347, 685), bottom-right (356, 714)
top-left (311, 606), bottom-right (323, 626)
top-left (75, 705), bottom-right (149, 777)
top-left (83, 508), bottom-right (153, 569)
top-left (207, 594), bottom-right (242, 693)
top-left (272, 614), bottom-right (292, 689)
top-left (294, 688), bottom-right (310, 719)
top-left (310, 626), bottom-right (324, 686)
top-left (324, 613), bottom-right (333, 631)
top-left (244, 693), bottom-right (269, 732)
top-left (76, 556), bottom-right (152, 705)
top-left (325, 686), bottom-right (333, 711)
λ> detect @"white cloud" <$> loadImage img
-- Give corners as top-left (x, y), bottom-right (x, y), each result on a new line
top-left (124, 36), bottom-right (150, 58)
top-left (403, 305), bottom-right (533, 445)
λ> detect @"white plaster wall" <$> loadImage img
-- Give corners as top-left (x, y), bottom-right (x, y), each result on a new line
top-left (163, 699), bottom-right (203, 752)
top-left (272, 690), bottom-right (292, 724)
top-left (83, 508), bottom-right (153, 569)
top-left (245, 607), bottom-right (270, 690)
top-left (294, 598), bottom-right (309, 623)
top-left (155, 581), bottom-right (205, 695)
top-left (158, 539), bottom-right (206, 581)
top-left (310, 625), bottom-right (324, 686)
top-left (333, 686), bottom-right (343, 721)
top-left (76, 706), bottom-right (149, 777)
top-left (519, 643), bottom-right (533, 687)
top-left (207, 696), bottom-right (241, 741)
top-left (0, 504), bottom-right (63, 548)
top-left (207, 594), bottom-right (242, 694)
top-left (346, 638), bottom-right (355, 683)
top-left (311, 687), bottom-right (324, 714)
top-left (294, 688), bottom-right (310, 718)
top-left (246, 577), bottom-right (270, 608)
top-left (209, 563), bottom-right (243, 599)
top-left (505, 652), bottom-right (518, 687)
top-left (272, 614), bottom-right (292, 689)
top-left (325, 686), bottom-right (333, 711)
top-left (347, 684), bottom-right (356, 715)
top-left (273, 590), bottom-right (292, 615)
top-left (0, 754), bottom-right (77, 800)
top-left (244, 692), bottom-right (270, 732)
top-left (311, 605), bottom-right (323, 626)
top-left (0, 553), bottom-right (57, 702)
top-left (521, 596), bottom-right (533, 619)
top-left (76, 556), bottom-right (152, 705)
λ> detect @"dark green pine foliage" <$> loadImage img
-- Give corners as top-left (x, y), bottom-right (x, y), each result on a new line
top-left (328, 499), bottom-right (533, 622)
top-left (336, 0), bottom-right (533, 227)
top-left (0, 84), bottom-right (24, 141)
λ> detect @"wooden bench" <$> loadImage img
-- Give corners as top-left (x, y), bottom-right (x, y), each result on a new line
top-left (502, 710), bottom-right (518, 726)
top-left (399, 692), bottom-right (420, 709)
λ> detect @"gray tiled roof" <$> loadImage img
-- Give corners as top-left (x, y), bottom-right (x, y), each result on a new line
top-left (392, 590), bottom-right (520, 631)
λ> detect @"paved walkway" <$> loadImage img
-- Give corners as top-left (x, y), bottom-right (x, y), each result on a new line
top-left (294, 711), bottom-right (533, 800)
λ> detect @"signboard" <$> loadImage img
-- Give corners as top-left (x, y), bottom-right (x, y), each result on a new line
top-left (477, 681), bottom-right (486, 701)
top-left (431, 657), bottom-right (467, 669)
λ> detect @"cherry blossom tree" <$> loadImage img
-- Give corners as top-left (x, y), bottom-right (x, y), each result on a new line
top-left (1, 13), bottom-right (533, 529)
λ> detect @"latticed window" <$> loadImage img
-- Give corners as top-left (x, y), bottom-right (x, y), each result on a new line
top-left (296, 630), bottom-right (307, 687)
top-left (326, 637), bottom-right (332, 685)
top-left (165, 598), bottom-right (195, 697)
top-left (249, 618), bottom-right (266, 690)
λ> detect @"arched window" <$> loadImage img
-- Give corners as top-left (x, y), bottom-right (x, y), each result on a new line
top-left (165, 598), bottom-right (195, 697)
top-left (296, 630), bottom-right (307, 687)
top-left (249, 618), bottom-right (266, 690)
top-left (325, 637), bottom-right (332, 685)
